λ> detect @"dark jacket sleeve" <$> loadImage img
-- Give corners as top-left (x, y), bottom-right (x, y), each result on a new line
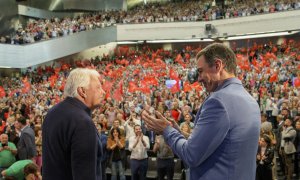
top-left (71, 117), bottom-right (98, 180)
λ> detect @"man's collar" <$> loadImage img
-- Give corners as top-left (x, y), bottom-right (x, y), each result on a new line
top-left (65, 97), bottom-right (91, 115)
top-left (214, 77), bottom-right (241, 92)
top-left (21, 125), bottom-right (29, 132)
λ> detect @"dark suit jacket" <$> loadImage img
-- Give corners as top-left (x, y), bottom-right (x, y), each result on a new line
top-left (17, 125), bottom-right (37, 160)
top-left (42, 97), bottom-right (102, 180)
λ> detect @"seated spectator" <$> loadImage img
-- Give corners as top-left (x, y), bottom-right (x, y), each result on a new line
top-left (0, 36), bottom-right (5, 43)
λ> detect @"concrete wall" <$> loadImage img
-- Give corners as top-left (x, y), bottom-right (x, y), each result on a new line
top-left (63, 0), bottom-right (123, 11)
top-left (0, 27), bottom-right (117, 68)
top-left (116, 10), bottom-right (300, 41)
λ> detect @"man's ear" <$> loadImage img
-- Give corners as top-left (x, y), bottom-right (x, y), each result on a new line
top-left (214, 59), bottom-right (223, 72)
top-left (77, 87), bottom-right (86, 99)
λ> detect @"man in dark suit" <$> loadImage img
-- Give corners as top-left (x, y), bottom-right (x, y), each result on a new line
top-left (16, 116), bottom-right (36, 160)
top-left (43, 68), bottom-right (106, 180)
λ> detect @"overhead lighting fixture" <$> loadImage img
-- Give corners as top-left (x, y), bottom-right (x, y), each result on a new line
top-left (222, 31), bottom-right (299, 41)
top-left (0, 66), bottom-right (12, 68)
top-left (117, 41), bottom-right (144, 45)
top-left (146, 39), bottom-right (214, 43)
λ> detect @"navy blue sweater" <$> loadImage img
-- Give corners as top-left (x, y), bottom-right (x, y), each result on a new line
top-left (42, 97), bottom-right (102, 180)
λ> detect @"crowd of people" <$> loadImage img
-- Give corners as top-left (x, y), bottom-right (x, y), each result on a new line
top-left (0, 38), bottom-right (300, 179)
top-left (1, 0), bottom-right (300, 44)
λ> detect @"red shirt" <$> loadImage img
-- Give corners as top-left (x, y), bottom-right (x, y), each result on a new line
top-left (0, 120), bottom-right (6, 134)
top-left (171, 109), bottom-right (180, 122)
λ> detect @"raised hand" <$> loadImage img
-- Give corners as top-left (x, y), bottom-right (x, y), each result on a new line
top-left (142, 110), bottom-right (169, 134)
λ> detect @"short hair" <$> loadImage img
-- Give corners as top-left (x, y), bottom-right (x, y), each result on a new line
top-left (64, 68), bottom-right (100, 98)
top-left (196, 43), bottom-right (237, 75)
top-left (184, 113), bottom-right (192, 119)
top-left (23, 163), bottom-right (38, 176)
top-left (261, 113), bottom-right (267, 118)
top-left (134, 124), bottom-right (141, 130)
top-left (0, 133), bottom-right (8, 139)
top-left (17, 116), bottom-right (27, 125)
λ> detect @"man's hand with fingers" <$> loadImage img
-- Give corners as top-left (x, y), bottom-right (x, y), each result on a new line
top-left (142, 109), bottom-right (170, 134)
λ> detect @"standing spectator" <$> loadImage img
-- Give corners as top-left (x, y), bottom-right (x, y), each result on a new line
top-left (109, 119), bottom-right (125, 138)
top-left (42, 68), bottom-right (105, 180)
top-left (256, 135), bottom-right (274, 180)
top-left (275, 115), bottom-right (285, 175)
top-left (0, 134), bottom-right (17, 177)
top-left (98, 114), bottom-right (108, 132)
top-left (107, 128), bottom-right (126, 180)
top-left (124, 113), bottom-right (141, 146)
top-left (105, 105), bottom-right (117, 129)
top-left (97, 124), bottom-right (108, 180)
top-left (128, 125), bottom-right (150, 180)
top-left (260, 113), bottom-right (272, 134)
top-left (281, 118), bottom-right (297, 180)
top-left (170, 101), bottom-right (181, 123)
top-left (179, 113), bottom-right (194, 129)
top-left (153, 135), bottom-right (175, 180)
top-left (16, 117), bottom-right (36, 160)
top-left (294, 120), bottom-right (300, 179)
top-left (180, 123), bottom-right (192, 139)
top-left (35, 129), bottom-right (42, 171)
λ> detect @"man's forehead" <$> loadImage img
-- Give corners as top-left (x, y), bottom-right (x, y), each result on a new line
top-left (196, 55), bottom-right (206, 68)
top-left (1, 134), bottom-right (8, 138)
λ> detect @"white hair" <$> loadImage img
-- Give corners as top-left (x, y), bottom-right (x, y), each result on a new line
top-left (64, 68), bottom-right (99, 98)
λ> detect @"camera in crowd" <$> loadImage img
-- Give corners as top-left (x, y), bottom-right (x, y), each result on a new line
top-left (187, 68), bottom-right (199, 84)
top-left (283, 137), bottom-right (292, 142)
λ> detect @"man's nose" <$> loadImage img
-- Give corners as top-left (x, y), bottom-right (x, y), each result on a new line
top-left (100, 88), bottom-right (105, 95)
top-left (198, 75), bottom-right (203, 83)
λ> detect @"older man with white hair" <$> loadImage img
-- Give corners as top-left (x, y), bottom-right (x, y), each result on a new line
top-left (42, 68), bottom-right (106, 180)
